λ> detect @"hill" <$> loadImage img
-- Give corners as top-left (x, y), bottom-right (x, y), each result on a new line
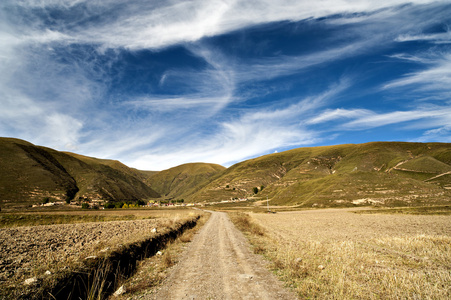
top-left (187, 142), bottom-right (451, 207)
top-left (0, 138), bottom-right (160, 209)
top-left (146, 163), bottom-right (226, 200)
top-left (2, 138), bottom-right (450, 209)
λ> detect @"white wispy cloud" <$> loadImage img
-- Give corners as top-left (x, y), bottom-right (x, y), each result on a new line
top-left (383, 53), bottom-right (451, 96)
top-left (126, 119), bottom-right (317, 170)
top-left (342, 108), bottom-right (451, 129)
top-left (306, 108), bottom-right (373, 125)
top-left (0, 87), bottom-right (83, 149)
top-left (234, 41), bottom-right (372, 84)
top-left (124, 79), bottom-right (350, 170)
top-left (128, 96), bottom-right (232, 112)
top-left (4, 0), bottom-right (442, 51)
top-left (395, 31), bottom-right (451, 44)
top-left (414, 125), bottom-right (451, 142)
top-left (302, 105), bottom-right (451, 147)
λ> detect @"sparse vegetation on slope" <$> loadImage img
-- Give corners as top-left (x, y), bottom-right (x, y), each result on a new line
top-left (189, 142), bottom-right (451, 207)
top-left (146, 163), bottom-right (226, 200)
top-left (2, 138), bottom-right (451, 209)
top-left (0, 138), bottom-right (160, 209)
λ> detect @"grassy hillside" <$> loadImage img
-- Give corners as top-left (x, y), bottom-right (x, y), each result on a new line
top-left (2, 138), bottom-right (450, 209)
top-left (0, 138), bottom-right (160, 209)
top-left (0, 138), bottom-right (79, 208)
top-left (188, 142), bottom-right (451, 207)
top-left (146, 163), bottom-right (226, 200)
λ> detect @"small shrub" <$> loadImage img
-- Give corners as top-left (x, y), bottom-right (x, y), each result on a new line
top-left (231, 213), bottom-right (265, 236)
top-left (104, 203), bottom-right (115, 209)
top-left (136, 199), bottom-right (146, 206)
top-left (253, 245), bottom-right (266, 254)
top-left (179, 232), bottom-right (193, 243)
top-left (115, 202), bottom-right (124, 209)
top-left (81, 203), bottom-right (90, 209)
top-left (163, 252), bottom-right (174, 268)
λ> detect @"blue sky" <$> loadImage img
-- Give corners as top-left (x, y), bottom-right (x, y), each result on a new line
top-left (1, 1), bottom-right (451, 170)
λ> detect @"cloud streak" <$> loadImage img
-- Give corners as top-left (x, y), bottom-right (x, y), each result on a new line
top-left (384, 53), bottom-right (451, 96)
top-left (4, 0), bottom-right (444, 51)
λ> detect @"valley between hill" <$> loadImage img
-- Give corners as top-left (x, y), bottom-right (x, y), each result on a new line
top-left (1, 137), bottom-right (450, 209)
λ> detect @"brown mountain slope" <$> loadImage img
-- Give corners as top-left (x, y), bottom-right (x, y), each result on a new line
top-left (0, 138), bottom-right (159, 209)
top-left (187, 142), bottom-right (451, 207)
top-left (146, 163), bottom-right (226, 200)
top-left (0, 138), bottom-right (79, 208)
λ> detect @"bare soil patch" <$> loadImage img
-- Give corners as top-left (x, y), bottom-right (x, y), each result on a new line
top-left (0, 209), bottom-right (199, 299)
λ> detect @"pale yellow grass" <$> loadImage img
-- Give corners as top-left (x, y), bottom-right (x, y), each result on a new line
top-left (248, 209), bottom-right (451, 299)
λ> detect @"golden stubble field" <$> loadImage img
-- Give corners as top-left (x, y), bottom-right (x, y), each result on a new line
top-left (247, 208), bottom-right (450, 299)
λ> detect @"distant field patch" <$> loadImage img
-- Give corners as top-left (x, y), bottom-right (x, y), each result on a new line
top-left (0, 208), bottom-right (189, 228)
top-left (355, 205), bottom-right (451, 215)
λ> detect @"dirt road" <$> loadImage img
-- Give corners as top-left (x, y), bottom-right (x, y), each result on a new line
top-left (147, 211), bottom-right (297, 299)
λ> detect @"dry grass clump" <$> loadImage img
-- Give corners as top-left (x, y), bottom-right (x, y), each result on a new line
top-left (179, 231), bottom-right (194, 243)
top-left (230, 212), bottom-right (265, 236)
top-left (236, 208), bottom-right (451, 299)
top-left (162, 251), bottom-right (174, 268)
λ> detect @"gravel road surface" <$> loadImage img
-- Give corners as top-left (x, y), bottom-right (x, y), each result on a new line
top-left (148, 211), bottom-right (297, 299)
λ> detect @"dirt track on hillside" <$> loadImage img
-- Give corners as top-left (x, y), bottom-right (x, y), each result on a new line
top-left (146, 211), bottom-right (297, 299)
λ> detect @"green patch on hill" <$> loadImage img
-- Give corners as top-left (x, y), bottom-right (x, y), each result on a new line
top-left (395, 156), bottom-right (451, 174)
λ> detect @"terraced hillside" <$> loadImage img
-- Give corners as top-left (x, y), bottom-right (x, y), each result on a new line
top-left (187, 142), bottom-right (451, 207)
top-left (0, 138), bottom-right (160, 208)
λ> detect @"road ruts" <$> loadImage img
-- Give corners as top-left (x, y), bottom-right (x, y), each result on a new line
top-left (146, 211), bottom-right (298, 299)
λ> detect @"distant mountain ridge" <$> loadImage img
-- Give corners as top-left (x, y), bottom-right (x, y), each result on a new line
top-left (1, 138), bottom-right (450, 209)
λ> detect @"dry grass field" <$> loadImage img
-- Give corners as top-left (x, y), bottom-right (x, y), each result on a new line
top-left (233, 208), bottom-right (451, 299)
